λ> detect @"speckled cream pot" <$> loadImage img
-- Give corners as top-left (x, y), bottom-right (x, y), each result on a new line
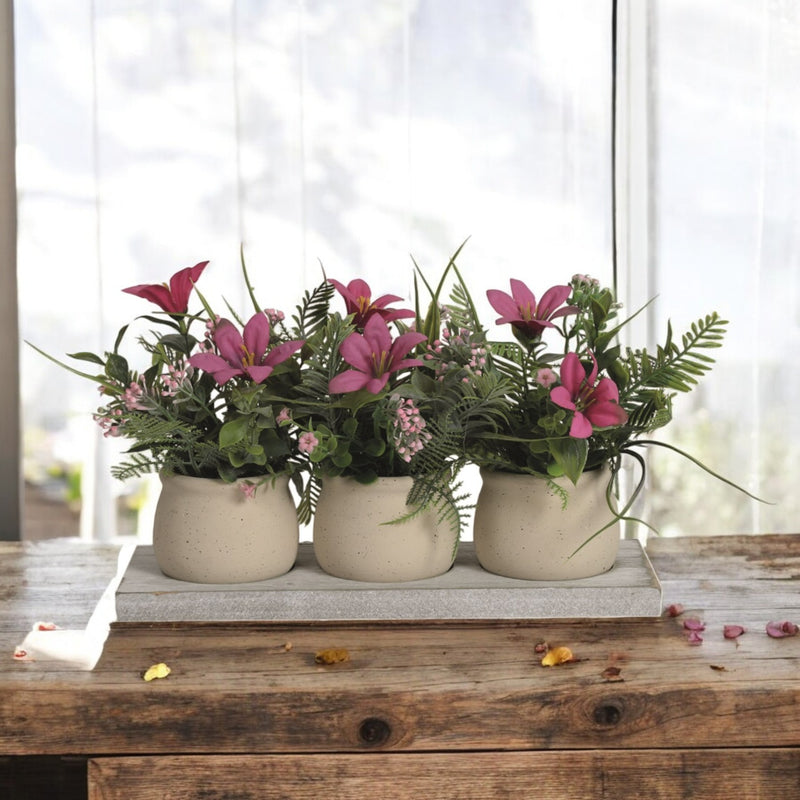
top-left (152, 473), bottom-right (299, 583)
top-left (313, 476), bottom-right (457, 582)
top-left (473, 468), bottom-right (620, 580)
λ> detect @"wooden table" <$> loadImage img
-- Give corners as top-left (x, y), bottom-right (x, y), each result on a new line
top-left (2, 535), bottom-right (800, 799)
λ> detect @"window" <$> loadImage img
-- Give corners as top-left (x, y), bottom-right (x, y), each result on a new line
top-left (12, 0), bottom-right (794, 542)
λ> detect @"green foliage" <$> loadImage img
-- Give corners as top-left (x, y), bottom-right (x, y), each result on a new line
top-left (618, 313), bottom-right (728, 434)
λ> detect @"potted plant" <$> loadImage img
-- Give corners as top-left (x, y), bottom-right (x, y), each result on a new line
top-left (424, 267), bottom-right (759, 580)
top-left (284, 271), bottom-right (472, 582)
top-left (29, 259), bottom-right (306, 583)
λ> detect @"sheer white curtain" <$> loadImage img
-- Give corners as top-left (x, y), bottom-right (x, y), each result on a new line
top-left (636, 0), bottom-right (800, 536)
top-left (16, 0), bottom-right (612, 540)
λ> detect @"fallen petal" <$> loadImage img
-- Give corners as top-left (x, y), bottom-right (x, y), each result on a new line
top-left (710, 664), bottom-right (727, 671)
top-left (686, 631), bottom-right (704, 646)
top-left (541, 646), bottom-right (574, 666)
top-left (723, 625), bottom-right (746, 639)
top-left (143, 662), bottom-right (171, 682)
top-left (665, 604), bottom-right (685, 617)
top-left (766, 620), bottom-right (799, 638)
top-left (533, 641), bottom-right (549, 654)
top-left (683, 618), bottom-right (706, 632)
top-left (36, 621), bottom-right (59, 631)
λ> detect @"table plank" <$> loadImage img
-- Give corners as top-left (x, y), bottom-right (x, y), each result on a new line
top-left (1, 535), bottom-right (798, 757)
top-left (88, 750), bottom-right (800, 800)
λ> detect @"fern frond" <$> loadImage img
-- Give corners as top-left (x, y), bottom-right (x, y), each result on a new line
top-left (292, 278), bottom-right (335, 340)
top-left (297, 474), bottom-right (322, 525)
top-left (620, 312), bottom-right (727, 432)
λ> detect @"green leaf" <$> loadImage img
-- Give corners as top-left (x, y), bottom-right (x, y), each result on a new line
top-left (105, 353), bottom-right (129, 384)
top-left (219, 417), bottom-right (250, 449)
top-left (549, 437), bottom-right (588, 484)
top-left (158, 333), bottom-right (198, 356)
top-left (363, 438), bottom-right (386, 457)
top-left (67, 351), bottom-right (106, 366)
top-left (331, 449), bottom-right (353, 468)
top-left (113, 324), bottom-right (130, 354)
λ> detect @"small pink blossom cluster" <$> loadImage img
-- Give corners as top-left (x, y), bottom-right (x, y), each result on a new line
top-left (264, 308), bottom-right (285, 328)
top-left (425, 326), bottom-right (487, 382)
top-left (161, 363), bottom-right (191, 397)
top-left (123, 379), bottom-right (149, 411)
top-left (93, 407), bottom-right (126, 438)
top-left (572, 273), bottom-right (600, 287)
top-left (391, 397), bottom-right (432, 463)
top-left (199, 315), bottom-right (221, 352)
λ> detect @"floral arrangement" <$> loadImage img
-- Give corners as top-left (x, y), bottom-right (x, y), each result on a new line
top-left (30, 244), bottom-right (759, 541)
top-left (29, 260), bottom-right (307, 491)
top-left (422, 263), bottom-right (759, 532)
top-left (283, 271), bottom-right (476, 532)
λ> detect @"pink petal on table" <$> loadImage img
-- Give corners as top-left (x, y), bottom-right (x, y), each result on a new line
top-left (665, 603), bottom-right (685, 617)
top-left (723, 625), bottom-right (746, 639)
top-left (683, 618), bottom-right (706, 632)
top-left (766, 620), bottom-right (799, 638)
top-left (686, 631), bottom-right (704, 646)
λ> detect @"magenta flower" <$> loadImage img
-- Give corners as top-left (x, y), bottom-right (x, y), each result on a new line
top-left (123, 261), bottom-right (208, 314)
top-left (329, 314), bottom-right (426, 395)
top-left (486, 279), bottom-right (578, 339)
top-left (550, 352), bottom-right (628, 438)
top-left (189, 312), bottom-right (304, 385)
top-left (329, 278), bottom-right (415, 329)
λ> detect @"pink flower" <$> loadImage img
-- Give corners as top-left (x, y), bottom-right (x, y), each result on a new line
top-left (391, 397), bottom-right (432, 463)
top-left (535, 368), bottom-right (558, 388)
top-left (550, 352), bottom-right (628, 438)
top-left (298, 432), bottom-right (319, 454)
top-left (123, 381), bottom-right (149, 411)
top-left (276, 407), bottom-right (292, 425)
top-left (189, 312), bottom-right (304, 385)
top-left (329, 278), bottom-right (415, 329)
top-left (123, 261), bottom-right (208, 314)
top-left (329, 315), bottom-right (426, 395)
top-left (239, 482), bottom-right (257, 500)
top-left (486, 279), bottom-right (578, 339)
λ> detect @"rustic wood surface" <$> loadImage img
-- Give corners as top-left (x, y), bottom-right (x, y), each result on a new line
top-left (2, 535), bottom-right (799, 760)
top-left (87, 750), bottom-right (800, 800)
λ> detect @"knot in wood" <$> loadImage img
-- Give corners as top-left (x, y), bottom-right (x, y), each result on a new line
top-left (593, 700), bottom-right (624, 726)
top-left (358, 717), bottom-right (392, 747)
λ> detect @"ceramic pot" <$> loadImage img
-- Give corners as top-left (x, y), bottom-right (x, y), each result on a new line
top-left (313, 476), bottom-right (457, 582)
top-left (473, 468), bottom-right (620, 580)
top-left (152, 473), bottom-right (299, 583)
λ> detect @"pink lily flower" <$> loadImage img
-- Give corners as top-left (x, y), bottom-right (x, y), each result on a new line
top-left (486, 279), bottom-right (578, 339)
top-left (329, 314), bottom-right (426, 395)
top-left (123, 261), bottom-right (208, 314)
top-left (550, 352), bottom-right (628, 438)
top-left (329, 278), bottom-right (415, 329)
top-left (189, 312), bottom-right (304, 385)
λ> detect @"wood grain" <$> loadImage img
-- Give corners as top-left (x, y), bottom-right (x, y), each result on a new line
top-left (2, 535), bottom-right (799, 760)
top-left (88, 750), bottom-right (800, 800)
